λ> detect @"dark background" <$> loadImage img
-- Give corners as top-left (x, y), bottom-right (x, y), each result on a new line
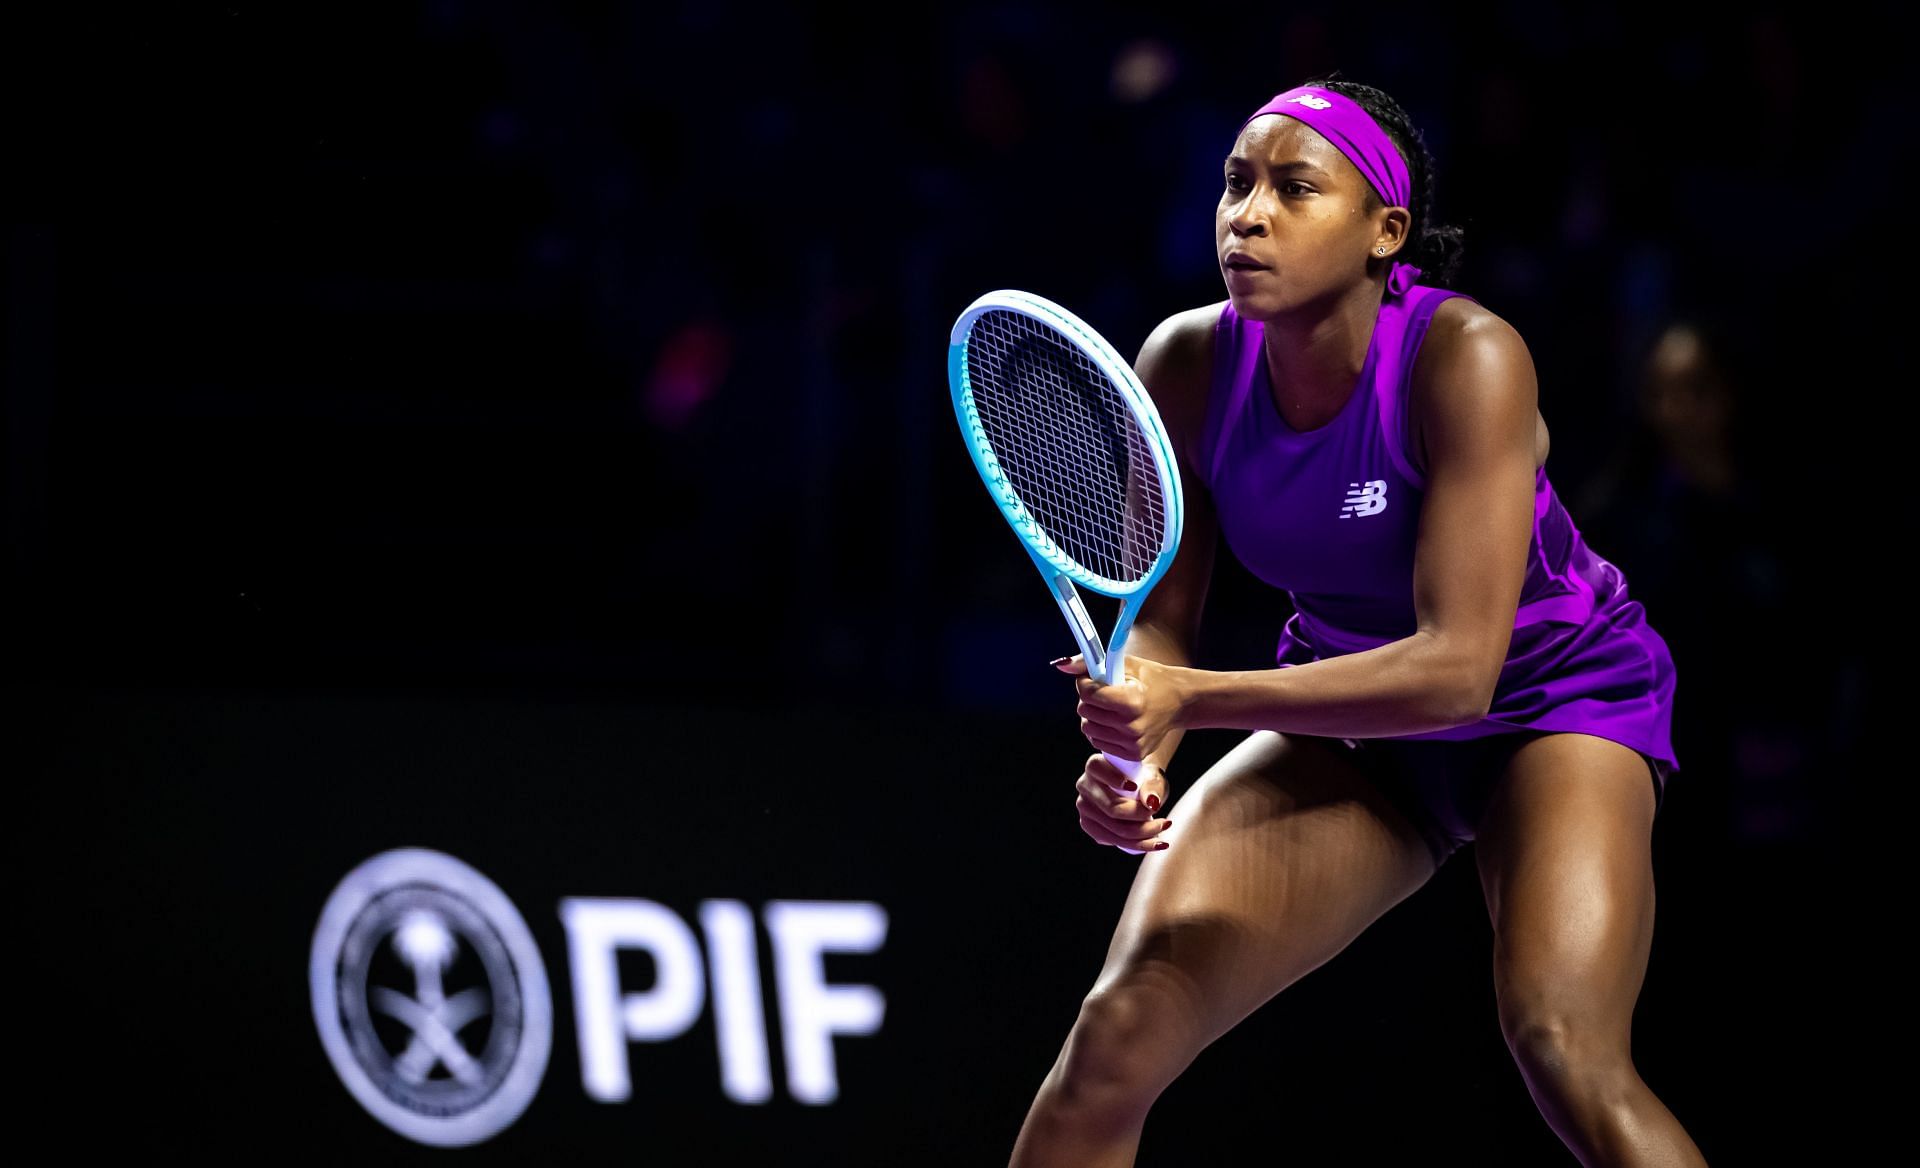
top-left (11, 2), bottom-right (1892, 1162)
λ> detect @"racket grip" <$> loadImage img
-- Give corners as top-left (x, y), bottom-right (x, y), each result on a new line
top-left (1104, 752), bottom-right (1156, 856)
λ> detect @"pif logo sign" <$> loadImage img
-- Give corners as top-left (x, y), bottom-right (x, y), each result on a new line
top-left (311, 848), bottom-right (889, 1147)
top-left (310, 850), bottom-right (553, 1146)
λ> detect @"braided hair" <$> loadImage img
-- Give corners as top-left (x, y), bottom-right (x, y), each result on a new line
top-left (1297, 73), bottom-right (1466, 290)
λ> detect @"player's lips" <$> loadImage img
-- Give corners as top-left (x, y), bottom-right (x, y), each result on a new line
top-left (1222, 252), bottom-right (1270, 270)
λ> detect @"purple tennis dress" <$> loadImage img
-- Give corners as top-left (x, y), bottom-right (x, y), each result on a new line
top-left (1199, 284), bottom-right (1679, 860)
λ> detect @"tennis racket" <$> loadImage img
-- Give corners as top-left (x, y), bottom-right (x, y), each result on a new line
top-left (946, 289), bottom-right (1186, 788)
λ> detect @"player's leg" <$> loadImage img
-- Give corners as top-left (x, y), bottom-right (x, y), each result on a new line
top-left (1008, 730), bottom-right (1440, 1168)
top-left (1474, 731), bottom-right (1708, 1166)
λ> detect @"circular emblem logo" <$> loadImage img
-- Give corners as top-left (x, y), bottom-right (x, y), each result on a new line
top-left (310, 849), bottom-right (552, 1146)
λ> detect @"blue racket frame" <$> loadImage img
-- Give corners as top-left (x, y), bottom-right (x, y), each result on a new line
top-left (947, 289), bottom-right (1186, 689)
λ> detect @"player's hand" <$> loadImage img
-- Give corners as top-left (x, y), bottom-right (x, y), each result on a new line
top-left (1055, 652), bottom-right (1185, 763)
top-left (1075, 753), bottom-right (1173, 854)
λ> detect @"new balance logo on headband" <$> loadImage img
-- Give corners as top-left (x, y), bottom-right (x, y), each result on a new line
top-left (1288, 94), bottom-right (1334, 111)
top-left (1341, 480), bottom-right (1388, 517)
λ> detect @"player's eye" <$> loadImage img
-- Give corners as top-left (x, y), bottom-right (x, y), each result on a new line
top-left (1223, 174), bottom-right (1311, 197)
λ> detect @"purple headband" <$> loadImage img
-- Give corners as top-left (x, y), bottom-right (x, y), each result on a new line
top-left (1239, 85), bottom-right (1422, 297)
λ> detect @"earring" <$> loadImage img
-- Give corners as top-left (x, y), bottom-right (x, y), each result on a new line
top-left (1376, 248), bottom-right (1385, 254)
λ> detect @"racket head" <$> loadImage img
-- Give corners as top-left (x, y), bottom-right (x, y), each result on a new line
top-left (947, 289), bottom-right (1186, 599)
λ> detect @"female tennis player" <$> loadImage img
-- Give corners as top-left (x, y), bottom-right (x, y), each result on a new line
top-left (1007, 78), bottom-right (1706, 1165)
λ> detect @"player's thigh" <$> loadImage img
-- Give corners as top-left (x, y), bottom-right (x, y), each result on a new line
top-left (1088, 730), bottom-right (1439, 1049)
top-left (1473, 732), bottom-right (1659, 1046)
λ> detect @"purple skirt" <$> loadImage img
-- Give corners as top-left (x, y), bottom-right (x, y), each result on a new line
top-left (1277, 538), bottom-right (1680, 779)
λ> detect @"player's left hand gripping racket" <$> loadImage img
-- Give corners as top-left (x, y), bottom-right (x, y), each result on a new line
top-left (947, 289), bottom-right (1186, 786)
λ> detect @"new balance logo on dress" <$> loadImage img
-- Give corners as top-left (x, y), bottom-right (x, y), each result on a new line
top-left (1341, 480), bottom-right (1388, 517)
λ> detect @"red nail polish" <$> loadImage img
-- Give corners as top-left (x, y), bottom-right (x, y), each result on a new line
top-left (1146, 794), bottom-right (1160, 813)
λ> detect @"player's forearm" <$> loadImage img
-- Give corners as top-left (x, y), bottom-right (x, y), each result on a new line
top-left (1119, 621), bottom-right (1194, 773)
top-left (1173, 633), bottom-right (1486, 739)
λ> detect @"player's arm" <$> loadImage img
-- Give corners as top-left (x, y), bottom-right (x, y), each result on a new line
top-left (1172, 306), bottom-right (1537, 737)
top-left (1120, 304), bottom-right (1223, 773)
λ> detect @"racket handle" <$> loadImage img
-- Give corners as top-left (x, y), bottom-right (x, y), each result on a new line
top-left (1097, 643), bottom-right (1148, 785)
top-left (1104, 752), bottom-right (1158, 856)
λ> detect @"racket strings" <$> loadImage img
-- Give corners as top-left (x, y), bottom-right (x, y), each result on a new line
top-left (964, 310), bottom-right (1167, 586)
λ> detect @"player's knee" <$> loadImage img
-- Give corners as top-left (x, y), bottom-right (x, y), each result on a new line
top-left (1500, 1011), bottom-right (1632, 1093)
top-left (1051, 985), bottom-right (1190, 1118)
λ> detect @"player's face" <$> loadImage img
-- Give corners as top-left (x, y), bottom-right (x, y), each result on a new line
top-left (1217, 117), bottom-right (1382, 315)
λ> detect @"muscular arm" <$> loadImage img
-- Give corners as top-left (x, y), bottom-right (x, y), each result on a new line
top-left (1171, 306), bottom-right (1538, 738)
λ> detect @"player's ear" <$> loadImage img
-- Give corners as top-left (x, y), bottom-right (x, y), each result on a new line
top-left (1374, 205), bottom-right (1411, 257)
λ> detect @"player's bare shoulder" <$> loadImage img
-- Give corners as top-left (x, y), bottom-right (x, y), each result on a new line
top-left (1133, 300), bottom-right (1227, 469)
top-left (1410, 294), bottom-right (1548, 475)
top-left (1419, 294), bottom-right (1516, 360)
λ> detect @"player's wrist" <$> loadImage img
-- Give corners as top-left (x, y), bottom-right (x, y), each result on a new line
top-left (1166, 663), bottom-right (1205, 731)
